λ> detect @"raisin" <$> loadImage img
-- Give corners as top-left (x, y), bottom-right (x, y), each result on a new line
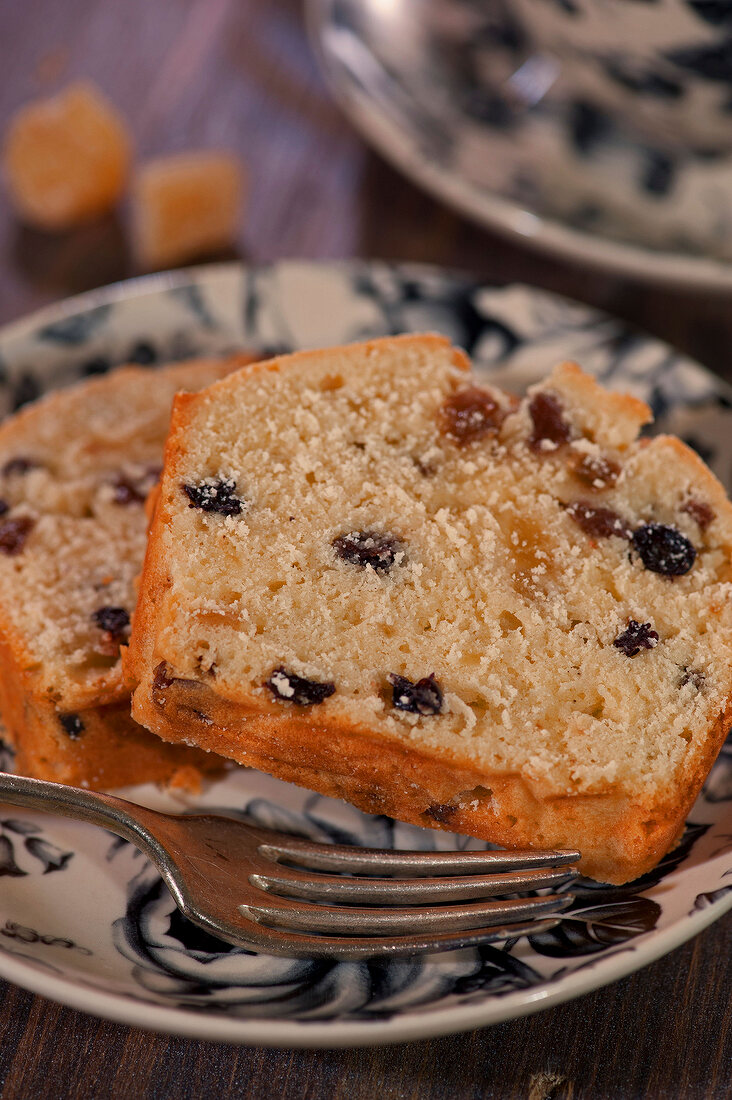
top-left (424, 802), bottom-right (457, 823)
top-left (567, 501), bottom-right (633, 540)
top-left (681, 499), bottom-right (714, 530)
top-left (92, 606), bottom-right (130, 639)
top-left (572, 453), bottom-right (621, 491)
top-left (440, 387), bottom-right (502, 444)
top-left (332, 531), bottom-right (405, 572)
top-left (0, 516), bottom-right (34, 555)
top-left (680, 667), bottom-right (705, 690)
top-left (183, 477), bottom-right (245, 516)
top-left (613, 619), bottom-right (659, 657)
top-left (388, 673), bottom-right (443, 716)
top-left (150, 660), bottom-right (199, 707)
top-left (528, 393), bottom-right (571, 452)
top-left (111, 477), bottom-right (144, 505)
top-left (265, 667), bottom-right (336, 706)
top-left (2, 457), bottom-right (38, 476)
top-left (111, 465), bottom-right (161, 505)
top-left (632, 524), bottom-right (696, 576)
top-left (59, 713), bottom-right (84, 739)
top-left (0, 501), bottom-right (8, 517)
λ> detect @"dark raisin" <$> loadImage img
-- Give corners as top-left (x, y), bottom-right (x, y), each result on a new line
top-left (0, 500), bottom-right (8, 517)
top-left (424, 802), bottom-right (457, 823)
top-left (2, 457), bottom-right (38, 477)
top-left (632, 524), bottom-right (696, 576)
top-left (0, 516), bottom-right (34, 555)
top-left (332, 531), bottom-right (405, 572)
top-left (388, 673), bottom-right (443, 716)
top-left (92, 606), bottom-right (130, 639)
top-left (567, 501), bottom-right (633, 540)
top-left (440, 387), bottom-right (502, 444)
top-left (111, 464), bottom-right (162, 506)
top-left (265, 667), bottom-right (336, 706)
top-left (528, 392), bottom-right (571, 452)
top-left (613, 620), bottom-right (659, 657)
top-left (681, 499), bottom-right (715, 530)
top-left (112, 477), bottom-right (144, 505)
top-left (572, 453), bottom-right (621, 491)
top-left (59, 713), bottom-right (84, 739)
top-left (680, 667), bottom-right (705, 690)
top-left (183, 478), bottom-right (245, 516)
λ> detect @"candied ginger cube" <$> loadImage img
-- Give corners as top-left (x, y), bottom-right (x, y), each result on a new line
top-left (2, 80), bottom-right (131, 229)
top-left (131, 152), bottom-right (243, 269)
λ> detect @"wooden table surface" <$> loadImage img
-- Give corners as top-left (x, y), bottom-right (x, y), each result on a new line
top-left (0, 2), bottom-right (730, 1097)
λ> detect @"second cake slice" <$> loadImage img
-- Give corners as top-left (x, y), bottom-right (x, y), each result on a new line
top-left (0, 354), bottom-right (252, 787)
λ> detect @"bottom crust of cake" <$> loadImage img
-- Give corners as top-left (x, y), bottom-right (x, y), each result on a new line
top-left (0, 639), bottom-right (221, 789)
top-left (10, 699), bottom-right (221, 790)
top-left (131, 673), bottom-right (730, 883)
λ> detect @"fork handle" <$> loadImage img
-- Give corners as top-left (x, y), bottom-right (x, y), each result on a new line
top-left (0, 770), bottom-right (160, 853)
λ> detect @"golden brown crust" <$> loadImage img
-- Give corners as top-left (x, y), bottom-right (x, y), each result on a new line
top-left (130, 669), bottom-right (730, 883)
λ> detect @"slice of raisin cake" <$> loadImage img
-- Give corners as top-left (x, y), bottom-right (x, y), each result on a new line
top-left (0, 354), bottom-right (253, 788)
top-left (124, 335), bottom-right (732, 881)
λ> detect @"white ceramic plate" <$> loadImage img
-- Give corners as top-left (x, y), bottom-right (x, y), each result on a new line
top-left (309, 0), bottom-right (732, 289)
top-left (0, 260), bottom-right (729, 1048)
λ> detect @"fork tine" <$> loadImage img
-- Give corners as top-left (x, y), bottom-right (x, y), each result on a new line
top-left (249, 865), bottom-right (579, 904)
top-left (184, 914), bottom-right (565, 958)
top-left (240, 893), bottom-right (572, 935)
top-left (256, 836), bottom-right (581, 876)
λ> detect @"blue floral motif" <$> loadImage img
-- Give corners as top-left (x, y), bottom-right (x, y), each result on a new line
top-left (0, 818), bottom-right (73, 877)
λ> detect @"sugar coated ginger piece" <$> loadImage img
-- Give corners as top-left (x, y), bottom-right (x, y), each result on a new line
top-left (2, 80), bottom-right (131, 230)
top-left (131, 151), bottom-right (243, 269)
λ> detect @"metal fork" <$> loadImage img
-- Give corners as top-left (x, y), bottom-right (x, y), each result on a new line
top-left (0, 772), bottom-right (579, 958)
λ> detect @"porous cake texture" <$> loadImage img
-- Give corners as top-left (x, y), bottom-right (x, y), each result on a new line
top-left (0, 355), bottom-right (252, 787)
top-left (124, 335), bottom-right (732, 881)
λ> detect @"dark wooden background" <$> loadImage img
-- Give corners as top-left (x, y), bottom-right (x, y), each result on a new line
top-left (0, 2), bottom-right (730, 1098)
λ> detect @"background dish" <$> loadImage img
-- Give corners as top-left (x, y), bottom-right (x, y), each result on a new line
top-left (0, 259), bottom-right (729, 1048)
top-left (309, 0), bottom-right (732, 289)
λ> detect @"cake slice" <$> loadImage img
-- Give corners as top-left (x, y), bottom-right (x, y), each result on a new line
top-left (0, 354), bottom-right (253, 788)
top-left (124, 335), bottom-right (732, 881)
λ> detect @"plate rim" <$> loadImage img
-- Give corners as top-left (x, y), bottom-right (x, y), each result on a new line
top-left (307, 0), bottom-right (732, 292)
top-left (0, 258), bottom-right (730, 1048)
